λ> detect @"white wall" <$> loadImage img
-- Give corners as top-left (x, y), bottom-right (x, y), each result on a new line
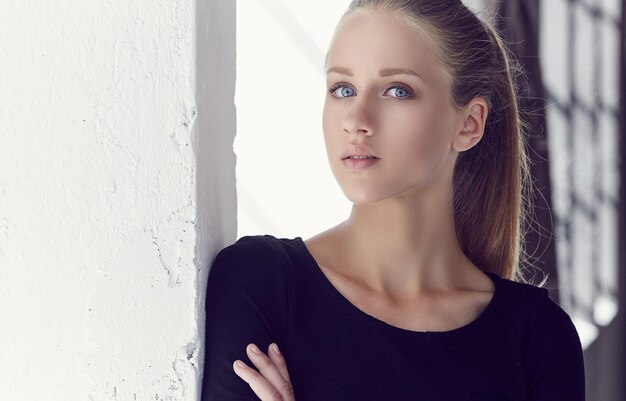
top-left (0, 0), bottom-right (236, 400)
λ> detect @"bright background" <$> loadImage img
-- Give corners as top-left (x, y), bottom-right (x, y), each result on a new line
top-left (235, 0), bottom-right (351, 240)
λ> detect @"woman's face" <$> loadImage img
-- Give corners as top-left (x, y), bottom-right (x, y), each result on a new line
top-left (322, 10), bottom-right (463, 205)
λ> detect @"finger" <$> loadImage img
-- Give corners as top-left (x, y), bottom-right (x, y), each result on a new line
top-left (233, 359), bottom-right (284, 400)
top-left (246, 343), bottom-right (295, 401)
top-left (267, 343), bottom-right (291, 383)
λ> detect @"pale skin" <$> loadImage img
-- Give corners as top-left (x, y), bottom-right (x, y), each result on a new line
top-left (233, 9), bottom-right (493, 400)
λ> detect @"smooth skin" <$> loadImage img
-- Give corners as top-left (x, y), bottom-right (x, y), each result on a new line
top-left (233, 8), bottom-right (491, 400)
top-left (233, 342), bottom-right (294, 401)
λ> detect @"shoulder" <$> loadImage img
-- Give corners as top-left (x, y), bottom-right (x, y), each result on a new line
top-left (500, 278), bottom-right (575, 328)
top-left (209, 234), bottom-right (294, 284)
top-left (496, 279), bottom-right (586, 398)
top-left (499, 277), bottom-right (576, 328)
top-left (498, 277), bottom-right (583, 360)
top-left (213, 234), bottom-right (286, 262)
top-left (204, 236), bottom-right (294, 356)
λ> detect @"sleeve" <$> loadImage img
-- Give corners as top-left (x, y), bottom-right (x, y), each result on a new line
top-left (523, 287), bottom-right (586, 401)
top-left (200, 235), bottom-right (291, 401)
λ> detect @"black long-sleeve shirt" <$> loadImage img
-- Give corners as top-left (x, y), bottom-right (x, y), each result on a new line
top-left (201, 234), bottom-right (585, 401)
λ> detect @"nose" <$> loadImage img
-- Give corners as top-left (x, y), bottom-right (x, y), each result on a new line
top-left (341, 98), bottom-right (375, 137)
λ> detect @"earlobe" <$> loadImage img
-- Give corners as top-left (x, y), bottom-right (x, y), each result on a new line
top-left (452, 99), bottom-right (488, 152)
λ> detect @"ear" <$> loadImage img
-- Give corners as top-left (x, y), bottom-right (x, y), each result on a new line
top-left (451, 97), bottom-right (488, 152)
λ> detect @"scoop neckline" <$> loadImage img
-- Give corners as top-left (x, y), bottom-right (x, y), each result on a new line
top-left (294, 236), bottom-right (500, 337)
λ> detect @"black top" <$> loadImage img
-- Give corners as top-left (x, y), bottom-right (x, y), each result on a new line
top-left (201, 235), bottom-right (585, 401)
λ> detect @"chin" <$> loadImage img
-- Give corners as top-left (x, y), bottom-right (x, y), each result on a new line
top-left (340, 181), bottom-right (431, 205)
top-left (340, 186), bottom-right (391, 205)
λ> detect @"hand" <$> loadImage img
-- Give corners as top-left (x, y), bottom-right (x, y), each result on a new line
top-left (233, 342), bottom-right (296, 401)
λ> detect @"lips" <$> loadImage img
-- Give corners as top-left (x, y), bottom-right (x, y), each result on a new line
top-left (342, 156), bottom-right (380, 171)
top-left (341, 144), bottom-right (380, 160)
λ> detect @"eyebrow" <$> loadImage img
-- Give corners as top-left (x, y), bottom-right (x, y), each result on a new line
top-left (326, 66), bottom-right (425, 81)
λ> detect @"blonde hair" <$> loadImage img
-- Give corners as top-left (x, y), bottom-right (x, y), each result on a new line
top-left (340, 0), bottom-right (546, 285)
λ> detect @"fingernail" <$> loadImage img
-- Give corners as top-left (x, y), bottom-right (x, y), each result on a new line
top-left (249, 344), bottom-right (261, 354)
top-left (271, 343), bottom-right (280, 355)
top-left (235, 360), bottom-right (246, 368)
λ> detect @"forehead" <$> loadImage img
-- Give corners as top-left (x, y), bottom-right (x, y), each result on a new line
top-left (325, 11), bottom-right (446, 81)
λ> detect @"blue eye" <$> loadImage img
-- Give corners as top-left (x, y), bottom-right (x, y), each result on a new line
top-left (328, 83), bottom-right (414, 100)
top-left (387, 85), bottom-right (412, 99)
top-left (328, 84), bottom-right (355, 98)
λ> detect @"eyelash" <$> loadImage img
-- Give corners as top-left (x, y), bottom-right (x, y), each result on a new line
top-left (327, 82), bottom-right (415, 101)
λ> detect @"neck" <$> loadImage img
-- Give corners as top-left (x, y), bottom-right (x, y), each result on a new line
top-left (335, 181), bottom-right (473, 299)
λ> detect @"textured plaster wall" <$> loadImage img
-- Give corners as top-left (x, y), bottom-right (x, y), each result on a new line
top-left (0, 0), bottom-right (236, 400)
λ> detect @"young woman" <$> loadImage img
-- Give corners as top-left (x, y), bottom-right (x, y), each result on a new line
top-left (202, 1), bottom-right (586, 400)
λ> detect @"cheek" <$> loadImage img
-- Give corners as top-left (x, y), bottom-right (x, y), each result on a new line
top-left (322, 101), bottom-right (331, 137)
top-left (322, 108), bottom-right (331, 141)
top-left (322, 103), bottom-right (342, 151)
top-left (389, 109), bottom-right (450, 160)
